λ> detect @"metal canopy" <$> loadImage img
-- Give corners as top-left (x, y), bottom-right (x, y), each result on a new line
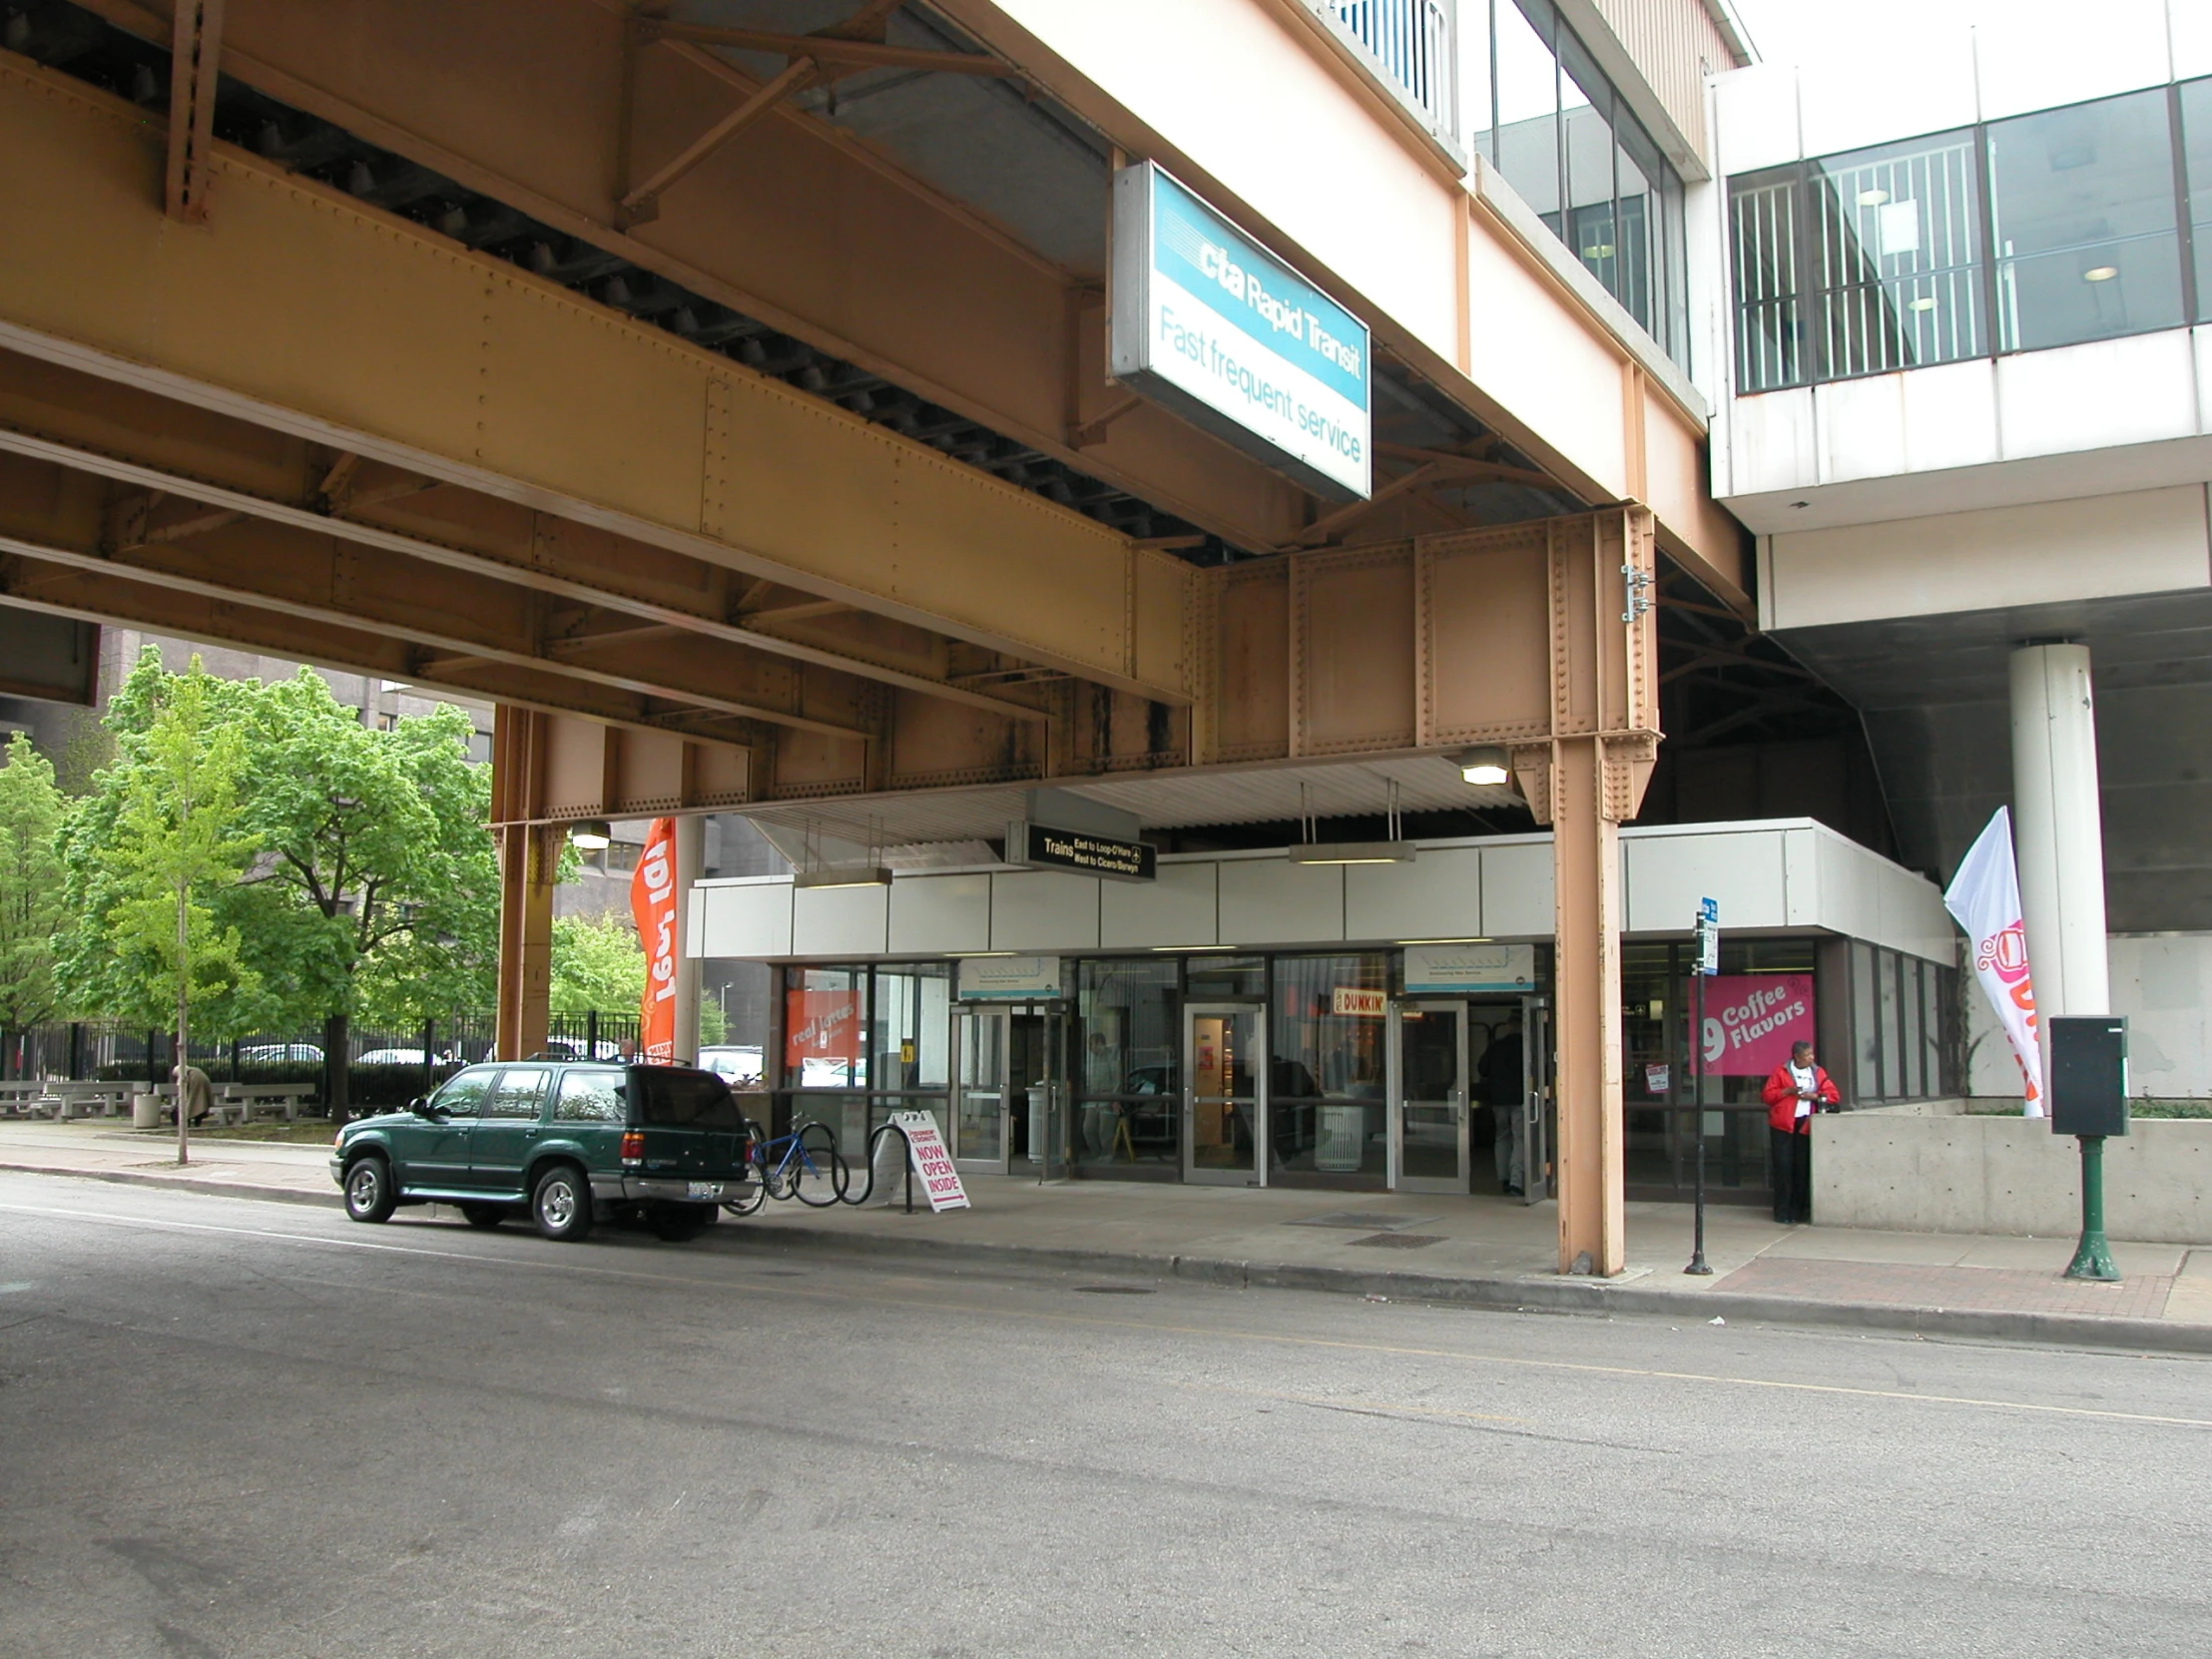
top-left (740, 751), bottom-right (1525, 860)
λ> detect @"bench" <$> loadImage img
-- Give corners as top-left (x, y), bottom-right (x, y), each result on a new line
top-left (0, 1081), bottom-right (52, 1118)
top-left (216, 1084), bottom-right (316, 1125)
top-left (44, 1081), bottom-right (147, 1121)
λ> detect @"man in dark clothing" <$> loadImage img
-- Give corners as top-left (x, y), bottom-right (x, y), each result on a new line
top-left (1477, 1016), bottom-right (1526, 1196)
top-left (1761, 1039), bottom-right (1840, 1224)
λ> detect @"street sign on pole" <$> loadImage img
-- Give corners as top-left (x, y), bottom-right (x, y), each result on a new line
top-left (1686, 898), bottom-right (1719, 1276)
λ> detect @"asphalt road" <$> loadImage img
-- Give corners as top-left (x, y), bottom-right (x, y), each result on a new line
top-left (1, 1172), bottom-right (2207, 1659)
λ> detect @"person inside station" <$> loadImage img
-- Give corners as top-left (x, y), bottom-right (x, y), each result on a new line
top-left (1478, 1013), bottom-right (1525, 1196)
top-left (1082, 1029), bottom-right (1124, 1162)
top-left (1762, 1039), bottom-right (1841, 1226)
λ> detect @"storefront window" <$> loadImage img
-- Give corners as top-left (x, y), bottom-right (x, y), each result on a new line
top-left (1270, 954), bottom-right (1390, 1180)
top-left (870, 963), bottom-right (950, 1143)
top-left (784, 966), bottom-right (863, 1091)
top-left (1075, 958), bottom-right (1181, 1172)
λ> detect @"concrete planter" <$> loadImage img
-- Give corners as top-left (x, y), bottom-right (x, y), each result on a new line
top-left (1813, 1105), bottom-right (2212, 1243)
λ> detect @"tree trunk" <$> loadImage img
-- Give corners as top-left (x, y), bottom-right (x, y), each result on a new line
top-left (175, 883), bottom-right (190, 1168)
top-left (324, 1010), bottom-right (351, 1123)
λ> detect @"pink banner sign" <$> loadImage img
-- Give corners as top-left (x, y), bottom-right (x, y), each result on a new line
top-left (1696, 974), bottom-right (1815, 1076)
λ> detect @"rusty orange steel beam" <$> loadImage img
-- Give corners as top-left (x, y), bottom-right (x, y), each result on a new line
top-left (0, 386), bottom-right (1052, 725)
top-left (163, 0), bottom-right (222, 223)
top-left (617, 53), bottom-right (821, 229)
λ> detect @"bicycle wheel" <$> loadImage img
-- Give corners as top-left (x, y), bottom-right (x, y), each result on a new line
top-left (791, 1121), bottom-right (848, 1207)
top-left (764, 1150), bottom-right (801, 1202)
top-left (721, 1164), bottom-right (768, 1217)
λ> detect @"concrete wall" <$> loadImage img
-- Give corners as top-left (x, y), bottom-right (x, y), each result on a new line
top-left (1814, 1108), bottom-right (2212, 1243)
top-left (1962, 931), bottom-right (2212, 1100)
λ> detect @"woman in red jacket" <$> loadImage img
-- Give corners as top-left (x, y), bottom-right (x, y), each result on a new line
top-left (1762, 1040), bottom-right (1841, 1225)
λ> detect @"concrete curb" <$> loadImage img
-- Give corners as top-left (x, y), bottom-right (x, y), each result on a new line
top-left (7, 1162), bottom-right (2204, 1356)
top-left (0, 1161), bottom-right (337, 1210)
top-left (726, 1216), bottom-right (2212, 1356)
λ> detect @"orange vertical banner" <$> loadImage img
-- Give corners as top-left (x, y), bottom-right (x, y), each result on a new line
top-left (630, 817), bottom-right (680, 1063)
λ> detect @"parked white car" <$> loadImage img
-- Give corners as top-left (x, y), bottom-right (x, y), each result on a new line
top-left (355, 1047), bottom-right (431, 1066)
top-left (697, 1045), bottom-right (765, 1087)
top-left (239, 1043), bottom-right (324, 1064)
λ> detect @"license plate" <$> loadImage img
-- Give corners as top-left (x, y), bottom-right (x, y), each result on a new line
top-left (686, 1181), bottom-right (721, 1200)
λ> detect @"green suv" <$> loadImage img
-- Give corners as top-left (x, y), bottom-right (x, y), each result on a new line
top-left (330, 1061), bottom-right (755, 1242)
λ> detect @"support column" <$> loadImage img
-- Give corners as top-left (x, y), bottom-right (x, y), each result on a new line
top-left (673, 815), bottom-right (705, 1064)
top-left (2009, 644), bottom-right (2110, 1022)
top-left (1508, 507), bottom-right (1658, 1278)
top-left (492, 706), bottom-right (554, 1062)
top-left (1550, 736), bottom-right (1627, 1276)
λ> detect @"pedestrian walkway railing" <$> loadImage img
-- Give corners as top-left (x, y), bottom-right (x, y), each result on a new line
top-left (1328, 0), bottom-right (1456, 136)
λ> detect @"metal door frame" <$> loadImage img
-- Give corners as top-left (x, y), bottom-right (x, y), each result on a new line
top-left (1522, 995), bottom-right (1551, 1205)
top-left (1387, 999), bottom-right (1469, 1193)
top-left (1182, 1000), bottom-right (1266, 1187)
top-left (949, 1004), bottom-right (1012, 1174)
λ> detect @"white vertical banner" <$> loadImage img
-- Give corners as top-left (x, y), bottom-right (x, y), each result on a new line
top-left (1942, 808), bottom-right (2044, 1116)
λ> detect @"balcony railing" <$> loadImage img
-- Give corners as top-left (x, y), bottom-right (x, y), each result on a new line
top-left (1329, 0), bottom-right (1456, 137)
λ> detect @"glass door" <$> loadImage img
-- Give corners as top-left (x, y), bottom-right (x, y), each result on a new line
top-left (1184, 1003), bottom-right (1264, 1186)
top-left (1390, 1002), bottom-right (1467, 1193)
top-left (952, 1007), bottom-right (1010, 1172)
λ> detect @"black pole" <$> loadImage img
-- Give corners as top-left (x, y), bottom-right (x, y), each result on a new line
top-left (1686, 970), bottom-right (1712, 1275)
top-left (903, 1124), bottom-right (915, 1215)
top-left (587, 1008), bottom-right (599, 1062)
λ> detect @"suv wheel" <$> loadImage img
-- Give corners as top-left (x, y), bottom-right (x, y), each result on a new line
top-left (651, 1203), bottom-right (716, 1242)
top-left (343, 1156), bottom-right (396, 1224)
top-left (459, 1203), bottom-right (507, 1229)
top-left (531, 1164), bottom-right (594, 1242)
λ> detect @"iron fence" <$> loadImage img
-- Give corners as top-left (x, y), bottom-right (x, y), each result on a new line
top-left (0, 1009), bottom-right (644, 1112)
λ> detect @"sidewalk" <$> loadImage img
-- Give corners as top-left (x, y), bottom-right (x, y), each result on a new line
top-left (5, 1120), bottom-right (2207, 1351)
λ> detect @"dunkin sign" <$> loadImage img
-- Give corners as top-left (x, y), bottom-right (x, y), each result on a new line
top-left (1696, 974), bottom-right (1815, 1076)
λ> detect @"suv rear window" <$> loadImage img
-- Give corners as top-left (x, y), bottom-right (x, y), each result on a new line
top-left (628, 1065), bottom-right (744, 1129)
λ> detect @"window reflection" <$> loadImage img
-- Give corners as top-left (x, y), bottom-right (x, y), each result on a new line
top-left (1478, 2), bottom-right (1683, 364)
top-left (2178, 78), bottom-right (2212, 321)
top-left (1988, 89), bottom-right (2184, 351)
top-left (1733, 79), bottom-right (2211, 387)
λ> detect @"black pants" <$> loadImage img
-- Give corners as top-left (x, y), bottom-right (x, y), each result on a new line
top-left (1770, 1126), bottom-right (1812, 1224)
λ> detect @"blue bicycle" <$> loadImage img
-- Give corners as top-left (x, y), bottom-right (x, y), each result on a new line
top-left (722, 1118), bottom-right (847, 1214)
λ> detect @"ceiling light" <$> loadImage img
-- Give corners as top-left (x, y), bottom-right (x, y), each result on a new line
top-left (795, 866), bottom-right (891, 889)
top-left (1908, 296), bottom-right (1938, 311)
top-left (1856, 188), bottom-right (1890, 207)
top-left (567, 819), bottom-right (612, 851)
top-left (1452, 745), bottom-right (1511, 787)
top-left (1289, 842), bottom-right (1416, 865)
top-left (1153, 944), bottom-right (1233, 952)
top-left (1397, 937), bottom-right (1491, 945)
top-left (2083, 266), bottom-right (2118, 282)
top-left (1581, 244), bottom-right (1615, 259)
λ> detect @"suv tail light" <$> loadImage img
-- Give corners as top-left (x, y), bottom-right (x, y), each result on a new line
top-left (620, 1129), bottom-right (645, 1166)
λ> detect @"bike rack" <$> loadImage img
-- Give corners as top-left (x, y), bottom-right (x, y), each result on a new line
top-left (725, 1118), bottom-right (920, 1216)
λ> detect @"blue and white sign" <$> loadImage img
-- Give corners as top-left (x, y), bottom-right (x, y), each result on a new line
top-left (957, 956), bottom-right (1063, 1001)
top-left (1111, 162), bottom-right (1372, 501)
top-left (1402, 942), bottom-right (1536, 996)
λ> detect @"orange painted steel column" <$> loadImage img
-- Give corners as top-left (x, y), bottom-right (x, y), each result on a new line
top-left (1509, 508), bottom-right (1658, 1277)
top-left (492, 705), bottom-right (556, 1063)
top-left (1549, 736), bottom-right (1627, 1276)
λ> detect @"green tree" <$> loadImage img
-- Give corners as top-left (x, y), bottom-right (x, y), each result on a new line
top-left (60, 653), bottom-right (511, 1123)
top-left (235, 676), bottom-right (500, 1119)
top-left (75, 662), bottom-right (258, 1164)
top-left (549, 913), bottom-right (645, 1014)
top-left (0, 733), bottom-right (69, 1044)
top-left (548, 911), bottom-right (723, 1044)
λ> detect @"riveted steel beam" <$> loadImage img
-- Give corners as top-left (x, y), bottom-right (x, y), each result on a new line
top-left (0, 59), bottom-right (1197, 703)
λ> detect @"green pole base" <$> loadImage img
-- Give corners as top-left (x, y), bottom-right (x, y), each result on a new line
top-left (2065, 1135), bottom-right (2121, 1282)
top-left (2064, 1232), bottom-right (2120, 1282)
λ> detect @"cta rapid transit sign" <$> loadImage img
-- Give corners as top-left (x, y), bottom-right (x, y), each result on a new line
top-left (1110, 161), bottom-right (1372, 501)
